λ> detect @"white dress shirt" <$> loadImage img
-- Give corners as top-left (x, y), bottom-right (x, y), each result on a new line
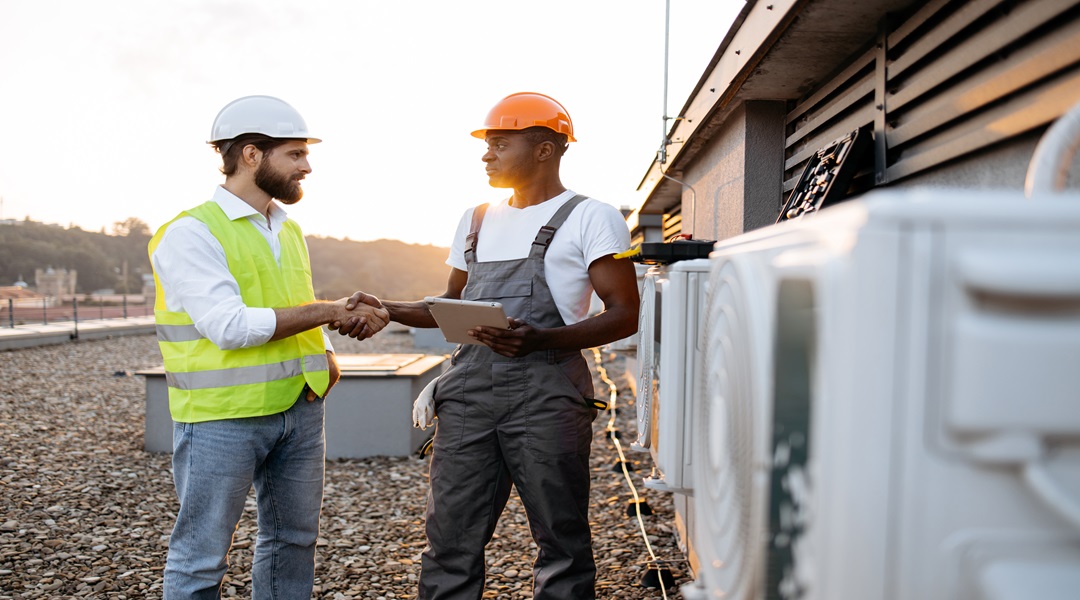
top-left (151, 186), bottom-right (332, 352)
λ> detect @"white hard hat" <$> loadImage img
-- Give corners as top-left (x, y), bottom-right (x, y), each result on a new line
top-left (208, 95), bottom-right (321, 144)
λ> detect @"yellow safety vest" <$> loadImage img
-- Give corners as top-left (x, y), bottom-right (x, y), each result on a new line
top-left (148, 201), bottom-right (329, 423)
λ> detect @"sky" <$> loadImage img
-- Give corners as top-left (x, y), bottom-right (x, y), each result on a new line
top-left (0, 0), bottom-right (742, 247)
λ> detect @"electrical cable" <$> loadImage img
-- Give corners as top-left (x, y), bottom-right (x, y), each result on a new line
top-left (591, 347), bottom-right (671, 600)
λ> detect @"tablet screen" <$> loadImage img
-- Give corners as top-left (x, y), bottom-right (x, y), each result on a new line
top-left (424, 297), bottom-right (509, 344)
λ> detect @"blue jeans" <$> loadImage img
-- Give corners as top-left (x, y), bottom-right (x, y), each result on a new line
top-left (163, 392), bottom-right (325, 599)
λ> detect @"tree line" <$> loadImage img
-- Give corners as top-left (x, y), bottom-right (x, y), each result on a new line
top-left (0, 218), bottom-right (450, 301)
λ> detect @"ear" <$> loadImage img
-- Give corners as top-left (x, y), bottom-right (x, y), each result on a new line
top-left (535, 140), bottom-right (555, 162)
top-left (242, 144), bottom-right (262, 168)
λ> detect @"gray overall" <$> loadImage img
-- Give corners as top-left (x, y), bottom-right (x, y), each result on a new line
top-left (419, 195), bottom-right (598, 600)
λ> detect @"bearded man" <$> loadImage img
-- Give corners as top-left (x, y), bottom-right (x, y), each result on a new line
top-left (148, 95), bottom-right (388, 599)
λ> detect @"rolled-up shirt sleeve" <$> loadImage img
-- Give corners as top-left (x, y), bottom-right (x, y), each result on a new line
top-left (151, 218), bottom-right (276, 350)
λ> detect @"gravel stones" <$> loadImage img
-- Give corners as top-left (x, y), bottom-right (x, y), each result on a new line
top-left (0, 330), bottom-right (690, 598)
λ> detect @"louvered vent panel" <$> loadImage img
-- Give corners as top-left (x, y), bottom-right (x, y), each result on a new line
top-left (663, 211), bottom-right (683, 242)
top-left (783, 0), bottom-right (1080, 206)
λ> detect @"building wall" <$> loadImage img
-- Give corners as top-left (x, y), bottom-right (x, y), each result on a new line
top-left (680, 105), bottom-right (1071, 247)
top-left (635, 0), bottom-right (1080, 246)
top-left (681, 101), bottom-right (787, 243)
top-left (34, 268), bottom-right (77, 298)
top-left (685, 105), bottom-right (746, 242)
top-left (743, 101), bottom-right (788, 231)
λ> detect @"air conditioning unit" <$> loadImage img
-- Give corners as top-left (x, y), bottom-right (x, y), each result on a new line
top-left (609, 263), bottom-right (651, 353)
top-left (684, 189), bottom-right (1080, 600)
top-left (644, 258), bottom-right (711, 496)
top-left (635, 258), bottom-right (712, 576)
top-left (632, 259), bottom-right (711, 489)
top-left (632, 266), bottom-right (666, 454)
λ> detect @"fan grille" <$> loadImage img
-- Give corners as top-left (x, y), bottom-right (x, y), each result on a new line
top-left (635, 274), bottom-right (659, 449)
top-left (697, 257), bottom-right (768, 599)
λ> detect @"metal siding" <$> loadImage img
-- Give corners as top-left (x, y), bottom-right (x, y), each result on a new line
top-left (888, 69), bottom-right (1080, 181)
top-left (784, 0), bottom-right (1080, 195)
top-left (888, 0), bottom-right (1074, 111)
top-left (889, 21), bottom-right (1080, 147)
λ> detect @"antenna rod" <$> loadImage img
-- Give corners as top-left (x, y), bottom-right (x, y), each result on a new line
top-left (661, 0), bottom-right (671, 164)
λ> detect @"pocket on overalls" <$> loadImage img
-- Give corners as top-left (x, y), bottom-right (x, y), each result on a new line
top-left (526, 362), bottom-right (594, 461)
top-left (466, 278), bottom-right (532, 301)
top-left (430, 362), bottom-right (474, 455)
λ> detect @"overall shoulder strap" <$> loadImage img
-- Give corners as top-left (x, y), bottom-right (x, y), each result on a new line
top-left (464, 203), bottom-right (489, 265)
top-left (530, 195), bottom-right (588, 258)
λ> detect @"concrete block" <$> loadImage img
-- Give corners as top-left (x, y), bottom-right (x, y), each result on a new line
top-left (138, 353), bottom-right (447, 459)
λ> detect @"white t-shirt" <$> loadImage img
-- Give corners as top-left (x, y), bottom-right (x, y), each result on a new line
top-left (446, 190), bottom-right (631, 325)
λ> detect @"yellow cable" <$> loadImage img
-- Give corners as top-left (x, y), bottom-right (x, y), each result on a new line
top-left (591, 348), bottom-right (670, 600)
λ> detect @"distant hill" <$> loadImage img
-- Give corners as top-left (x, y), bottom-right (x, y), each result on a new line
top-left (306, 236), bottom-right (450, 301)
top-left (0, 219), bottom-right (450, 301)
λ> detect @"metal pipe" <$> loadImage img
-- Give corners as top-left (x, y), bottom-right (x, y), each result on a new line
top-left (7, 299), bottom-right (12, 328)
top-left (659, 172), bottom-right (698, 238)
top-left (72, 297), bottom-right (79, 340)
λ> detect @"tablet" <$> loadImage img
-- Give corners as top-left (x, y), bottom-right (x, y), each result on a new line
top-left (424, 296), bottom-right (510, 345)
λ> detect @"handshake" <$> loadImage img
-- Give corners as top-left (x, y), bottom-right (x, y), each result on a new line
top-left (326, 291), bottom-right (438, 431)
top-left (327, 291), bottom-right (389, 341)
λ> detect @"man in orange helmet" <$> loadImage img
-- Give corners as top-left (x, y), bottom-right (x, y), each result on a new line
top-left (336, 92), bottom-right (639, 599)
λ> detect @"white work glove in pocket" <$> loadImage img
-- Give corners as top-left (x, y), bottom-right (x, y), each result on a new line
top-left (413, 377), bottom-right (437, 430)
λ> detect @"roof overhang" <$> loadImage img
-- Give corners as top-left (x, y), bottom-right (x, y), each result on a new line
top-left (631, 0), bottom-right (921, 218)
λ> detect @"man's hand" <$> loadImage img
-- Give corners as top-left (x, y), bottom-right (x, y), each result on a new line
top-left (330, 295), bottom-right (388, 340)
top-left (330, 291), bottom-right (387, 339)
top-left (346, 290), bottom-right (384, 312)
top-left (272, 298), bottom-right (391, 344)
top-left (469, 317), bottom-right (545, 358)
top-left (307, 350), bottom-right (340, 401)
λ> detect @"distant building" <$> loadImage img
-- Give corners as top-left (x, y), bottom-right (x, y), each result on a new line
top-left (0, 284), bottom-right (55, 308)
top-left (35, 267), bottom-right (77, 299)
top-left (0, 286), bottom-right (41, 300)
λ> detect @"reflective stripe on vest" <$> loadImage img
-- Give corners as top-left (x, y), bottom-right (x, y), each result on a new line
top-left (155, 323), bottom-right (204, 343)
top-left (148, 200), bottom-right (329, 423)
top-left (165, 353), bottom-right (329, 390)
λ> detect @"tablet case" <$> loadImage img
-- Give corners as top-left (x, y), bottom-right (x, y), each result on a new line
top-left (424, 297), bottom-right (509, 344)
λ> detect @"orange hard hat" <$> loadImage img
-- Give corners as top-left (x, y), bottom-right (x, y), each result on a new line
top-left (471, 92), bottom-right (576, 142)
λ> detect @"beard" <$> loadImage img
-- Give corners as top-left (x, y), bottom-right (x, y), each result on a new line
top-left (255, 160), bottom-right (304, 204)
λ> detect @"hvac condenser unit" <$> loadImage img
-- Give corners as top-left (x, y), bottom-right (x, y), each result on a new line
top-left (685, 189), bottom-right (1080, 600)
top-left (632, 260), bottom-right (709, 493)
top-left (609, 263), bottom-right (651, 353)
top-left (644, 258), bottom-right (711, 496)
top-left (633, 265), bottom-right (666, 455)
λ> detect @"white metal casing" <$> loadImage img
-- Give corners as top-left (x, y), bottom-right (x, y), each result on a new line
top-left (632, 266), bottom-right (666, 454)
top-left (645, 258), bottom-right (712, 578)
top-left (608, 263), bottom-right (651, 353)
top-left (685, 189), bottom-right (1080, 600)
top-left (644, 258), bottom-right (712, 495)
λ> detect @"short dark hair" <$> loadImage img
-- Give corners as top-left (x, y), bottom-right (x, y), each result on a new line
top-left (521, 126), bottom-right (569, 158)
top-left (213, 134), bottom-right (293, 176)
